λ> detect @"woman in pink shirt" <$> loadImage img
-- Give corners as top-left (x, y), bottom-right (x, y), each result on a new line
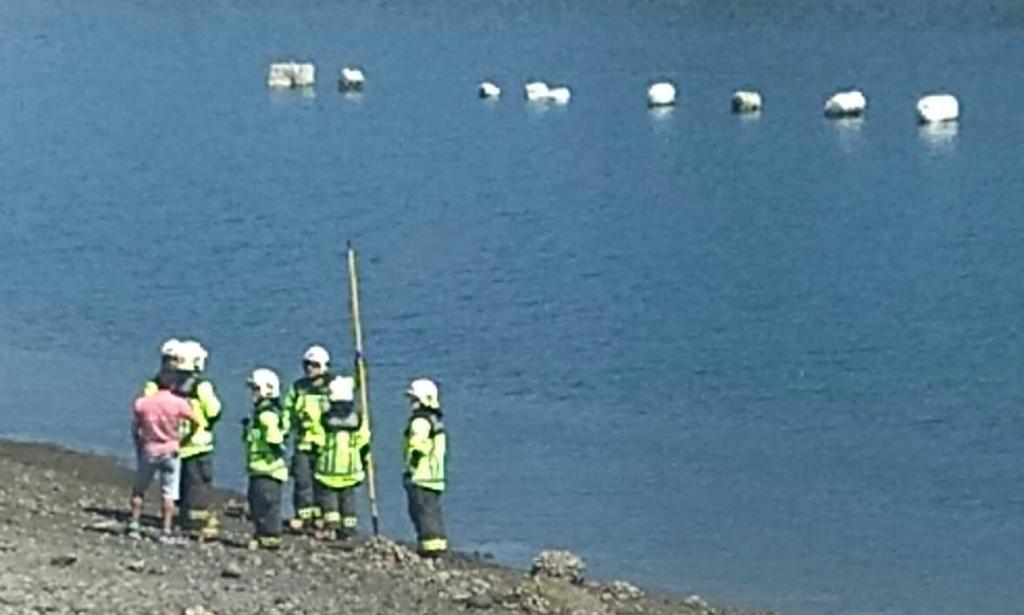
top-left (129, 382), bottom-right (196, 540)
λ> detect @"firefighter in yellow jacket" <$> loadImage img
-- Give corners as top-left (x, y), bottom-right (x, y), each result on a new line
top-left (313, 375), bottom-right (370, 541)
top-left (176, 339), bottom-right (222, 539)
top-left (243, 368), bottom-right (288, 550)
top-left (403, 378), bottom-right (447, 556)
top-left (283, 345), bottom-right (332, 531)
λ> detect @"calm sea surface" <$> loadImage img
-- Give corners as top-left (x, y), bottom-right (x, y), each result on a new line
top-left (2, 1), bottom-right (1023, 613)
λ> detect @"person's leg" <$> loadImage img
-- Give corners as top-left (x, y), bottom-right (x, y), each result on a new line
top-left (314, 481), bottom-right (339, 539)
top-left (338, 487), bottom-right (358, 538)
top-left (157, 455), bottom-right (182, 534)
top-left (252, 476), bottom-right (283, 549)
top-left (247, 477), bottom-right (259, 546)
top-left (178, 456), bottom-right (197, 529)
top-left (415, 486), bottom-right (447, 556)
top-left (187, 454), bottom-right (217, 539)
top-left (404, 478), bottom-right (422, 538)
top-left (129, 455), bottom-right (156, 533)
top-left (264, 478), bottom-right (283, 548)
top-left (291, 451), bottom-right (317, 528)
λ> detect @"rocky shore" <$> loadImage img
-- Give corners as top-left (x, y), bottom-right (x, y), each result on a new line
top-left (0, 439), bottom-right (769, 615)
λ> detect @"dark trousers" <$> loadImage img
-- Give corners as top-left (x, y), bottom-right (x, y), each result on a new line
top-left (180, 453), bottom-right (214, 527)
top-left (291, 450), bottom-right (319, 520)
top-left (405, 479), bottom-right (446, 554)
top-left (248, 475), bottom-right (283, 543)
top-left (315, 482), bottom-right (358, 534)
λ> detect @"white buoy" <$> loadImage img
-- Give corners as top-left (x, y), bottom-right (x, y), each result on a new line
top-left (292, 63), bottom-right (316, 88)
top-left (267, 63), bottom-right (293, 89)
top-left (548, 86), bottom-right (572, 105)
top-left (267, 61), bottom-right (315, 89)
top-left (339, 67), bottom-right (365, 92)
top-left (916, 94), bottom-right (959, 123)
top-left (824, 89), bottom-right (867, 118)
top-left (479, 81), bottom-right (501, 99)
top-left (647, 81), bottom-right (677, 107)
top-left (731, 90), bottom-right (762, 113)
top-left (524, 81), bottom-right (550, 102)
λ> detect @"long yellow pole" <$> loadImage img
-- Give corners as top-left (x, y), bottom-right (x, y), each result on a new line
top-left (347, 242), bottom-right (380, 535)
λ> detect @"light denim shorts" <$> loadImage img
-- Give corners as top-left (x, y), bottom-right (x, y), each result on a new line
top-left (132, 452), bottom-right (181, 501)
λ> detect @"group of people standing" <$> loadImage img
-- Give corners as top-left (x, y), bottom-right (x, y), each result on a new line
top-left (129, 338), bottom-right (448, 556)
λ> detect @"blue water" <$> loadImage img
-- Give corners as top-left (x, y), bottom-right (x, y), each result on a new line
top-left (2, 1), bottom-right (1024, 613)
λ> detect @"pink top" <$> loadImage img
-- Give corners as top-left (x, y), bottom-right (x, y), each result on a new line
top-left (132, 391), bottom-right (195, 459)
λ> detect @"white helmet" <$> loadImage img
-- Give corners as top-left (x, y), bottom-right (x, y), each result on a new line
top-left (406, 378), bottom-right (440, 410)
top-left (193, 343), bottom-right (209, 372)
top-left (328, 376), bottom-right (355, 402)
top-left (177, 340), bottom-right (207, 372)
top-left (248, 368), bottom-right (281, 399)
top-left (160, 338), bottom-right (182, 359)
top-left (303, 345), bottom-right (330, 367)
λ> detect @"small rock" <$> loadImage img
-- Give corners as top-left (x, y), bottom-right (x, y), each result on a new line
top-left (684, 594), bottom-right (710, 609)
top-left (49, 554), bottom-right (78, 567)
top-left (530, 550), bottom-right (586, 584)
top-left (605, 580), bottom-right (643, 600)
top-left (183, 607), bottom-right (215, 615)
top-left (468, 593), bottom-right (494, 609)
top-left (126, 559), bottom-right (146, 573)
top-left (221, 563), bottom-right (243, 579)
top-left (223, 499), bottom-right (246, 519)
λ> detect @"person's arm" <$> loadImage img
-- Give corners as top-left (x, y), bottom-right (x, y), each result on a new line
top-left (260, 411), bottom-right (285, 453)
top-left (283, 386), bottom-right (299, 434)
top-left (130, 404), bottom-right (142, 450)
top-left (406, 417), bottom-right (432, 468)
top-left (177, 398), bottom-right (200, 425)
top-left (195, 381), bottom-right (222, 422)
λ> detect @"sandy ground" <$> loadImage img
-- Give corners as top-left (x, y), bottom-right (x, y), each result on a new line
top-left (0, 439), bottom-right (770, 615)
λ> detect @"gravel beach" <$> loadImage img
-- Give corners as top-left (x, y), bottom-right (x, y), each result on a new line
top-left (0, 438), bottom-right (769, 615)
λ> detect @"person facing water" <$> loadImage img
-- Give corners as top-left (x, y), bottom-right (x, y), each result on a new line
top-left (313, 375), bottom-right (370, 542)
top-left (129, 379), bottom-right (197, 541)
top-left (403, 378), bottom-right (447, 556)
top-left (243, 368), bottom-right (288, 550)
top-left (175, 340), bottom-right (223, 540)
top-left (283, 345), bottom-right (332, 531)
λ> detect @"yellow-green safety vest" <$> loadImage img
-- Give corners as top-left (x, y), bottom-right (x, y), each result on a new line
top-left (404, 410), bottom-right (446, 492)
top-left (178, 374), bottom-right (222, 459)
top-left (315, 405), bottom-right (371, 489)
top-left (284, 374), bottom-right (331, 452)
top-left (245, 400), bottom-right (288, 482)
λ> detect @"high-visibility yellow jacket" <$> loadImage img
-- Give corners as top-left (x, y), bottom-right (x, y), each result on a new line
top-left (315, 402), bottom-right (371, 489)
top-left (284, 374), bottom-right (331, 452)
top-left (403, 410), bottom-right (446, 492)
top-left (178, 373), bottom-right (222, 459)
top-left (245, 398), bottom-right (288, 482)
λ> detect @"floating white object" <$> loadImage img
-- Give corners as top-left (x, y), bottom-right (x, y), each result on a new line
top-left (647, 82), bottom-right (677, 107)
top-left (824, 89), bottom-right (867, 118)
top-left (731, 90), bottom-right (762, 113)
top-left (916, 94), bottom-right (959, 123)
top-left (478, 81), bottom-right (501, 99)
top-left (548, 86), bottom-right (572, 105)
top-left (292, 63), bottom-right (315, 88)
top-left (524, 81), bottom-right (550, 102)
top-left (339, 67), bottom-right (365, 91)
top-left (267, 61), bottom-right (316, 89)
